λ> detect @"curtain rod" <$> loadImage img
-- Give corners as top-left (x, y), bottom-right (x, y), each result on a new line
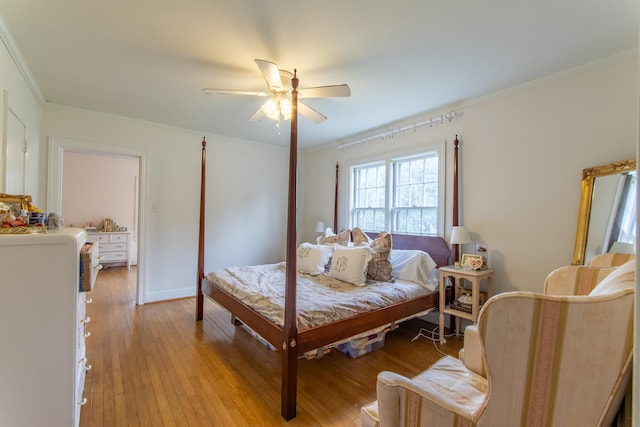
top-left (338, 111), bottom-right (463, 150)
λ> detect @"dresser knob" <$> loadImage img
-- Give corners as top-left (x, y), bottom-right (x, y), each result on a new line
top-left (81, 316), bottom-right (91, 323)
top-left (77, 397), bottom-right (88, 406)
top-left (85, 298), bottom-right (93, 304)
top-left (84, 364), bottom-right (92, 372)
top-left (83, 331), bottom-right (91, 338)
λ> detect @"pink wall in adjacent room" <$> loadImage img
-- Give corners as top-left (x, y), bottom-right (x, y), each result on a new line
top-left (61, 151), bottom-right (138, 233)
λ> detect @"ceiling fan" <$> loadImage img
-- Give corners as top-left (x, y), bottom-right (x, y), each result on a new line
top-left (203, 59), bottom-right (350, 123)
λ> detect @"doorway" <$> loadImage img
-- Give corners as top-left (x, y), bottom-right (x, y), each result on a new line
top-left (48, 137), bottom-right (148, 305)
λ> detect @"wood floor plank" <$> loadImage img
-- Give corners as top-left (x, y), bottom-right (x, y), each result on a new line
top-left (80, 266), bottom-right (463, 426)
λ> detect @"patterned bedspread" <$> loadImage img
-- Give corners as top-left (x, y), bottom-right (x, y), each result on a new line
top-left (204, 262), bottom-right (432, 331)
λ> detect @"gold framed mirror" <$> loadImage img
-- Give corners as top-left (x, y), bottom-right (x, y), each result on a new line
top-left (573, 159), bottom-right (637, 265)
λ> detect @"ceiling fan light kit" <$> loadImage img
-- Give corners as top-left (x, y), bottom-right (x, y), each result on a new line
top-left (204, 59), bottom-right (350, 124)
top-left (262, 96), bottom-right (291, 121)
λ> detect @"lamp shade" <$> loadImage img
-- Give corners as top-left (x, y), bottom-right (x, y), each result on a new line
top-left (450, 226), bottom-right (471, 244)
top-left (315, 221), bottom-right (326, 233)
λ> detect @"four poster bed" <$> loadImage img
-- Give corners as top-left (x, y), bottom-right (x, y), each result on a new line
top-left (195, 71), bottom-right (461, 420)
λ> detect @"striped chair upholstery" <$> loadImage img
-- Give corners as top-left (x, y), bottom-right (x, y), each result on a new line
top-left (543, 264), bottom-right (617, 295)
top-left (587, 252), bottom-right (635, 267)
top-left (361, 260), bottom-right (635, 427)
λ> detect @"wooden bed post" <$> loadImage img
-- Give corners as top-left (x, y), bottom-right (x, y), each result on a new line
top-left (452, 135), bottom-right (460, 263)
top-left (196, 138), bottom-right (207, 321)
top-left (334, 162), bottom-right (339, 232)
top-left (282, 70), bottom-right (299, 420)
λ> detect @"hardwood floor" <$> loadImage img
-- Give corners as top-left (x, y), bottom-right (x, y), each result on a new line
top-left (80, 267), bottom-right (464, 426)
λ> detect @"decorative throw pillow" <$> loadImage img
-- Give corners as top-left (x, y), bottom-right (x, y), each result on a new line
top-left (318, 228), bottom-right (351, 246)
top-left (296, 243), bottom-right (334, 275)
top-left (366, 232), bottom-right (394, 282)
top-left (352, 227), bottom-right (372, 246)
top-left (328, 246), bottom-right (375, 286)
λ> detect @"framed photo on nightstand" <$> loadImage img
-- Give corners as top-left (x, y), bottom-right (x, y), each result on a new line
top-left (461, 253), bottom-right (483, 270)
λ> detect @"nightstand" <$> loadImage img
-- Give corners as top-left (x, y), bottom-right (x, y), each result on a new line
top-left (438, 266), bottom-right (493, 344)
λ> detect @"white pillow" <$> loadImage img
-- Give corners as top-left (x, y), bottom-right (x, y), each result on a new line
top-left (389, 249), bottom-right (437, 288)
top-left (589, 259), bottom-right (635, 295)
top-left (328, 246), bottom-right (375, 286)
top-left (296, 243), bottom-right (334, 275)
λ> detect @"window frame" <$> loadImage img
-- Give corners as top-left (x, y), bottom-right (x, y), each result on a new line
top-left (347, 142), bottom-right (445, 237)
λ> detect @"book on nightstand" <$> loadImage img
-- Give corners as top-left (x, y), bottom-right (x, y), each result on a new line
top-left (451, 300), bottom-right (473, 313)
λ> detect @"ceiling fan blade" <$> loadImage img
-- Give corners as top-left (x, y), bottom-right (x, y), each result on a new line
top-left (248, 105), bottom-right (266, 122)
top-left (298, 101), bottom-right (327, 123)
top-left (203, 88), bottom-right (269, 96)
top-left (255, 59), bottom-right (283, 91)
top-left (299, 84), bottom-right (351, 98)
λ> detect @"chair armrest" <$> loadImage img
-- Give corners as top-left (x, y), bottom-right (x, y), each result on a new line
top-left (377, 370), bottom-right (479, 425)
top-left (544, 265), bottom-right (616, 296)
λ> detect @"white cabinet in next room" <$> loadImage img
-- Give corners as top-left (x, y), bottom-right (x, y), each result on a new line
top-left (86, 231), bottom-right (131, 268)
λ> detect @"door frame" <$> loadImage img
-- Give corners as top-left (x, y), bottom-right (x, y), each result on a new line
top-left (47, 136), bottom-right (148, 305)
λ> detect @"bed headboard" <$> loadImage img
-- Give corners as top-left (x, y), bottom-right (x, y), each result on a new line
top-left (365, 232), bottom-right (451, 267)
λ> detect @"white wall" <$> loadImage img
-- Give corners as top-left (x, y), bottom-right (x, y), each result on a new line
top-left (303, 54), bottom-right (638, 295)
top-left (42, 105), bottom-right (291, 302)
top-left (0, 26), bottom-right (42, 198)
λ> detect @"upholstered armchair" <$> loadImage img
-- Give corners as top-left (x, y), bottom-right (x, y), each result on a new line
top-left (361, 260), bottom-right (635, 427)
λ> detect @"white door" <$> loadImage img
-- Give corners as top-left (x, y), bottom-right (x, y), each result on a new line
top-left (5, 107), bottom-right (28, 194)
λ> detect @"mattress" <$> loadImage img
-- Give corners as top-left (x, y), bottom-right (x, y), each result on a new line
top-left (204, 261), bottom-right (433, 331)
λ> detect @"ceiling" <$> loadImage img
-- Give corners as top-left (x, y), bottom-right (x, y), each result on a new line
top-left (0, 0), bottom-right (637, 149)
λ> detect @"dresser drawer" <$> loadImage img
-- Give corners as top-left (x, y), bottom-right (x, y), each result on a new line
top-left (109, 233), bottom-right (128, 243)
top-left (79, 242), bottom-right (100, 291)
top-left (100, 242), bottom-right (127, 251)
top-left (102, 251), bottom-right (128, 262)
top-left (88, 233), bottom-right (109, 243)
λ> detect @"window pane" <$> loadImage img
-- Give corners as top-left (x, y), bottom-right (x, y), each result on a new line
top-left (409, 183), bottom-right (423, 206)
top-left (424, 182), bottom-right (437, 206)
top-left (397, 162), bottom-right (410, 185)
top-left (352, 208), bottom-right (385, 232)
top-left (409, 160), bottom-right (423, 184)
top-left (393, 207), bottom-right (438, 235)
top-left (396, 209), bottom-right (407, 232)
top-left (397, 185), bottom-right (409, 207)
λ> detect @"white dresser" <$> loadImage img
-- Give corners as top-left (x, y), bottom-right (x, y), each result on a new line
top-left (0, 228), bottom-right (97, 427)
top-left (87, 231), bottom-right (131, 268)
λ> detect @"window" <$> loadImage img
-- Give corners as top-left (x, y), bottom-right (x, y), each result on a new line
top-left (349, 145), bottom-right (444, 236)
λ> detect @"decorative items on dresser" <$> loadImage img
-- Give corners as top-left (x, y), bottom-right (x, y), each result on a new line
top-left (87, 231), bottom-right (131, 269)
top-left (0, 228), bottom-right (98, 427)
